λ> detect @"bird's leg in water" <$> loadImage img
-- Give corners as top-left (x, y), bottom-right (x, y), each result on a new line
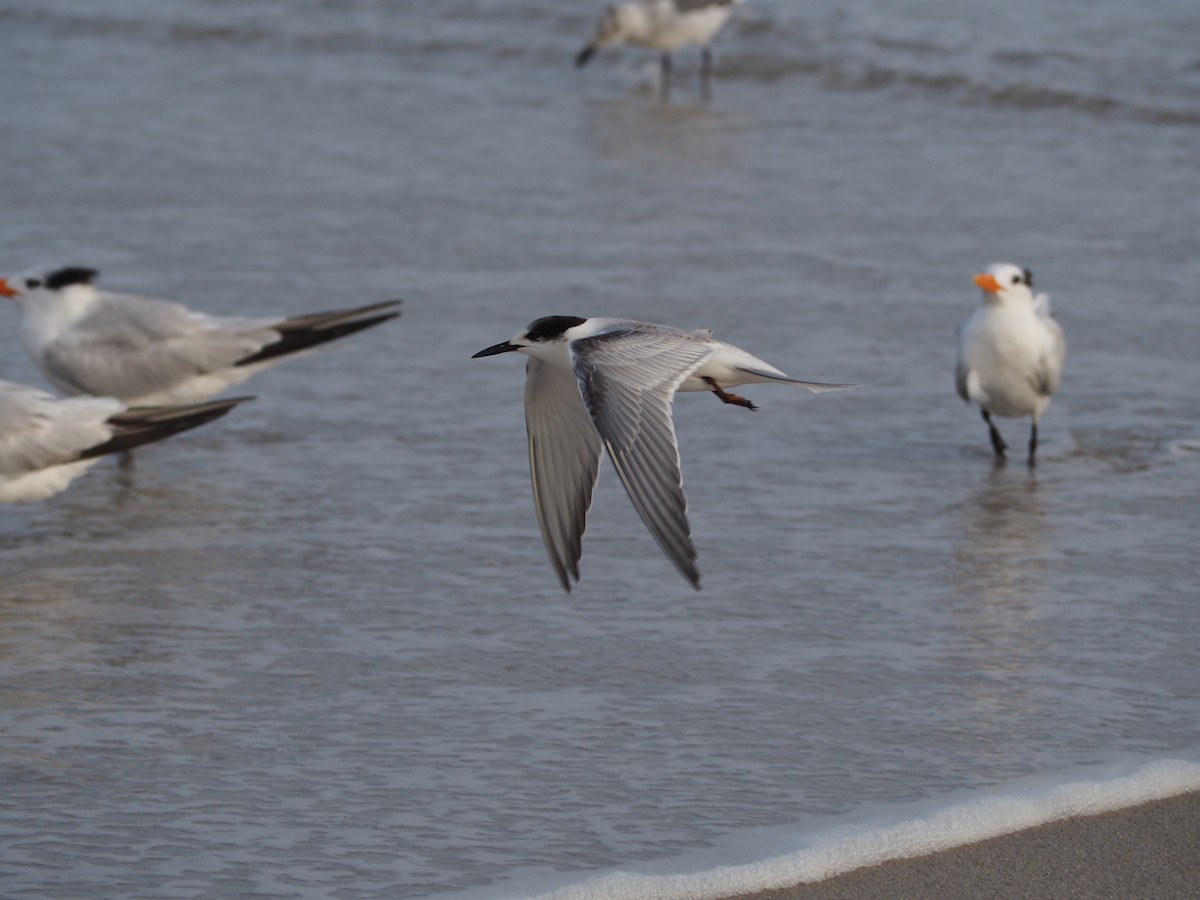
top-left (982, 409), bottom-right (1007, 459)
top-left (703, 377), bottom-right (757, 411)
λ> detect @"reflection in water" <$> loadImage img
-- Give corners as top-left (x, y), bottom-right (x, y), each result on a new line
top-left (946, 467), bottom-right (1053, 742)
top-left (581, 92), bottom-right (746, 173)
top-left (953, 466), bottom-right (1050, 612)
top-left (0, 457), bottom-right (254, 606)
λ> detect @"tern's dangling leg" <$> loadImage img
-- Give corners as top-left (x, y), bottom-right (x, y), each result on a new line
top-left (703, 377), bottom-right (758, 411)
top-left (982, 409), bottom-right (1007, 459)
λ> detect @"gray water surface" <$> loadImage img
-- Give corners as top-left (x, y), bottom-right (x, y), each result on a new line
top-left (2, 1), bottom-right (1199, 897)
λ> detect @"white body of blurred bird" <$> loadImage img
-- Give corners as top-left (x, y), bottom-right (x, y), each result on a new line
top-left (576, 0), bottom-right (744, 79)
top-left (0, 381), bottom-right (248, 502)
top-left (956, 262), bottom-right (1065, 464)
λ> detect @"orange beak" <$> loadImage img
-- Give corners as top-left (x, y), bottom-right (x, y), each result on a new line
top-left (0, 278), bottom-right (18, 299)
top-left (973, 272), bottom-right (1001, 294)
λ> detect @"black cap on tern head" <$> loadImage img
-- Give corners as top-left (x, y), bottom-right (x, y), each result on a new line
top-left (43, 266), bottom-right (99, 291)
top-left (523, 316), bottom-right (587, 342)
top-left (471, 316), bottom-right (587, 358)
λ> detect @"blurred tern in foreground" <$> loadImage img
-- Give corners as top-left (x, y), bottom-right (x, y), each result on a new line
top-left (956, 263), bottom-right (1065, 465)
top-left (0, 381), bottom-right (249, 502)
top-left (0, 267), bottom-right (400, 406)
top-left (575, 0), bottom-right (744, 82)
top-left (473, 316), bottom-right (854, 591)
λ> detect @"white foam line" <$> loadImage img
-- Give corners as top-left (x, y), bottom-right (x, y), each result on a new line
top-left (529, 758), bottom-right (1200, 900)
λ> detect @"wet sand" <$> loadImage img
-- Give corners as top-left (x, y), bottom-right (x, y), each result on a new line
top-left (729, 791), bottom-right (1200, 900)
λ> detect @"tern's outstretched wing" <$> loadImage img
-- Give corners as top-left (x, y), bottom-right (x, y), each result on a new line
top-left (570, 327), bottom-right (715, 590)
top-left (525, 357), bottom-right (603, 592)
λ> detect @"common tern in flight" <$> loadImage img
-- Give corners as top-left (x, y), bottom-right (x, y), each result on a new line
top-left (473, 316), bottom-right (854, 591)
top-left (0, 380), bottom-right (249, 502)
top-left (0, 267), bottom-right (400, 406)
top-left (575, 0), bottom-right (744, 81)
top-left (956, 263), bottom-right (1066, 465)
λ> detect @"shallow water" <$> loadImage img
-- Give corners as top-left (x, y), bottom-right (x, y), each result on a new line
top-left (2, 1), bottom-right (1199, 897)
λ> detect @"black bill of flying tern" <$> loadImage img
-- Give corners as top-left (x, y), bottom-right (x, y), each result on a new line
top-left (956, 263), bottom-right (1066, 465)
top-left (473, 316), bottom-right (855, 592)
top-left (0, 380), bottom-right (250, 502)
top-left (0, 266), bottom-right (401, 406)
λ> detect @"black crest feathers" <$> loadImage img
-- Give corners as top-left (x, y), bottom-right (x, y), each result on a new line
top-left (44, 267), bottom-right (99, 290)
top-left (525, 316), bottom-right (587, 342)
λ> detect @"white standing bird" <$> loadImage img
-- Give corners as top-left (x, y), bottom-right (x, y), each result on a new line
top-left (473, 316), bottom-right (854, 591)
top-left (0, 380), bottom-right (249, 503)
top-left (955, 263), bottom-right (1066, 465)
top-left (0, 267), bottom-right (400, 406)
top-left (575, 0), bottom-right (744, 81)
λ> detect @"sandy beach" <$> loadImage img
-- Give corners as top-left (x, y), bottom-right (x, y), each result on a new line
top-left (728, 791), bottom-right (1200, 900)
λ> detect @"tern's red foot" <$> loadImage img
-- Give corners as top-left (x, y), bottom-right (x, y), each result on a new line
top-left (703, 377), bottom-right (757, 411)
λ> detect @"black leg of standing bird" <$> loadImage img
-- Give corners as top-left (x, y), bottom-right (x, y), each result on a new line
top-left (658, 53), bottom-right (673, 101)
top-left (1028, 421), bottom-right (1039, 466)
top-left (982, 409), bottom-right (1007, 460)
top-left (700, 46), bottom-right (714, 98)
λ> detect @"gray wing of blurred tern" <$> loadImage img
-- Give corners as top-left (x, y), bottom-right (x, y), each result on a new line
top-left (39, 292), bottom-right (276, 400)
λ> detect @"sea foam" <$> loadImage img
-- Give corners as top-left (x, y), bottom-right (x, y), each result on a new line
top-left (480, 756), bottom-right (1200, 900)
